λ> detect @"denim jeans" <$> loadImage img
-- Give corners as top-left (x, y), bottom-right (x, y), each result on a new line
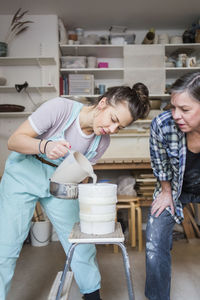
top-left (145, 209), bottom-right (176, 300)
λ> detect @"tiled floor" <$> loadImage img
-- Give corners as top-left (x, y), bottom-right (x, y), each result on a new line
top-left (7, 238), bottom-right (200, 300)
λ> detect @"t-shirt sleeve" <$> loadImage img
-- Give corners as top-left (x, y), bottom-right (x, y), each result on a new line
top-left (28, 97), bottom-right (72, 135)
top-left (90, 135), bottom-right (110, 165)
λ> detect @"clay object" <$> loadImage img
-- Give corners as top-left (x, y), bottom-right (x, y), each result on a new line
top-left (142, 31), bottom-right (155, 44)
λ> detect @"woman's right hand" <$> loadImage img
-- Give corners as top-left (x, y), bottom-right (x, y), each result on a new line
top-left (44, 140), bottom-right (71, 160)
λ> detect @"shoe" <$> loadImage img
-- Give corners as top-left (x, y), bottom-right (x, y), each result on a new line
top-left (83, 289), bottom-right (102, 300)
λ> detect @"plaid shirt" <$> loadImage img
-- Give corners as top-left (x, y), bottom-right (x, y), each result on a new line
top-left (150, 110), bottom-right (187, 223)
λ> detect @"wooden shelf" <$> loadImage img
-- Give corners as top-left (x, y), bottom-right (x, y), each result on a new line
top-left (59, 44), bottom-right (124, 58)
top-left (94, 157), bottom-right (151, 170)
top-left (0, 111), bottom-right (32, 117)
top-left (0, 86), bottom-right (56, 93)
top-left (0, 57), bottom-right (56, 66)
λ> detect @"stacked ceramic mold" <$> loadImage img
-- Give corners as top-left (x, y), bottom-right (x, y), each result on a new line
top-left (78, 183), bottom-right (117, 235)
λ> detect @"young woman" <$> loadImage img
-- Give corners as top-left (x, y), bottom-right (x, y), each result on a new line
top-left (145, 72), bottom-right (200, 300)
top-left (0, 83), bottom-right (150, 300)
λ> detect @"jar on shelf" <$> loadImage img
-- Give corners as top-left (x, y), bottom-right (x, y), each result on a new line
top-left (195, 29), bottom-right (200, 43)
top-left (178, 53), bottom-right (187, 67)
top-left (68, 31), bottom-right (77, 41)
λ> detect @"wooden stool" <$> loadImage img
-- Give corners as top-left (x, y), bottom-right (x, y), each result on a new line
top-left (117, 195), bottom-right (143, 251)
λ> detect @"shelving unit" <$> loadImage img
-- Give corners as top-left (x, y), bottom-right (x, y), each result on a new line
top-left (59, 43), bottom-right (200, 115)
top-left (59, 44), bottom-right (124, 97)
top-left (0, 56), bottom-right (58, 117)
top-left (164, 43), bottom-right (200, 85)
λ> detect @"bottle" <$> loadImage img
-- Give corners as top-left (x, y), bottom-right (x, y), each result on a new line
top-left (142, 28), bottom-right (155, 44)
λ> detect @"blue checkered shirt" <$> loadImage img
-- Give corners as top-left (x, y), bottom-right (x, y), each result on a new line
top-left (150, 110), bottom-right (187, 223)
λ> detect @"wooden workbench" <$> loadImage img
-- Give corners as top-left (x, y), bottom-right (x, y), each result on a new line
top-left (93, 157), bottom-right (151, 170)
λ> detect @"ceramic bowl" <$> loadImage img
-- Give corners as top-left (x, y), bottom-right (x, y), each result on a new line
top-left (49, 181), bottom-right (78, 199)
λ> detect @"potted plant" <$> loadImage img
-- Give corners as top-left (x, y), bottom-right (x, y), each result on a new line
top-left (0, 8), bottom-right (33, 57)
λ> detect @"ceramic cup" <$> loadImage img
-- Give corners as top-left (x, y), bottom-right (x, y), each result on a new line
top-left (158, 34), bottom-right (169, 44)
top-left (170, 36), bottom-right (183, 44)
top-left (186, 57), bottom-right (196, 67)
top-left (178, 53), bottom-right (187, 67)
top-left (68, 40), bottom-right (74, 45)
top-left (87, 56), bottom-right (97, 68)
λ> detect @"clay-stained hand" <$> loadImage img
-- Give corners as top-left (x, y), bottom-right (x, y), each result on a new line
top-left (151, 190), bottom-right (175, 217)
top-left (45, 140), bottom-right (71, 160)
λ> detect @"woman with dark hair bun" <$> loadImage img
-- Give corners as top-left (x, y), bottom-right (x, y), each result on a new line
top-left (0, 82), bottom-right (149, 300)
top-left (146, 72), bottom-right (200, 300)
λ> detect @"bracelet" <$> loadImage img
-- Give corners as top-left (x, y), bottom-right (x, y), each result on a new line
top-left (44, 140), bottom-right (53, 154)
top-left (38, 139), bottom-right (44, 154)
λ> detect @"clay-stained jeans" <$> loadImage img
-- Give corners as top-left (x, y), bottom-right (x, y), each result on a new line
top-left (145, 209), bottom-right (176, 300)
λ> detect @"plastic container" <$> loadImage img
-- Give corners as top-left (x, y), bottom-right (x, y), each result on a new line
top-left (78, 183), bottom-right (117, 235)
top-left (30, 220), bottom-right (52, 247)
top-left (98, 62), bottom-right (109, 68)
top-left (61, 56), bottom-right (86, 68)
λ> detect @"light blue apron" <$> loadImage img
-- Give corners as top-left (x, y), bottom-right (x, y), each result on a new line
top-left (0, 101), bottom-right (101, 299)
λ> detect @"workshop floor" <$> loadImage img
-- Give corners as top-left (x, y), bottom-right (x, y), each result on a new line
top-left (7, 238), bottom-right (200, 300)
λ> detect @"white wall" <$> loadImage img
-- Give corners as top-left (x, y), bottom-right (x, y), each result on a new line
top-left (0, 15), bottom-right (59, 175)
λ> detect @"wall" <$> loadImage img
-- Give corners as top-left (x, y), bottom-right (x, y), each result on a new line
top-left (0, 15), bottom-right (59, 175)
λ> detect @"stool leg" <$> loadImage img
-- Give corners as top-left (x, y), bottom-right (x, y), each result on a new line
top-left (136, 207), bottom-right (143, 252)
top-left (56, 243), bottom-right (77, 300)
top-left (130, 203), bottom-right (136, 247)
top-left (114, 210), bottom-right (119, 253)
top-left (128, 209), bottom-right (132, 244)
top-left (117, 242), bottom-right (135, 300)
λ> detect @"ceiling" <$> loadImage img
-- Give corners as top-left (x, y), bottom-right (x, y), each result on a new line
top-left (1, 0), bottom-right (199, 31)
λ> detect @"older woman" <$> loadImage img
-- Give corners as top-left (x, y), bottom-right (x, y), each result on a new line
top-left (145, 72), bottom-right (200, 300)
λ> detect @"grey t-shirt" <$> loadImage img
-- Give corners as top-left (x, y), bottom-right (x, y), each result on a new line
top-left (28, 97), bottom-right (110, 164)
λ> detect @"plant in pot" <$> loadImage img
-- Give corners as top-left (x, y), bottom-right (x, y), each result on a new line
top-left (0, 8), bottom-right (33, 57)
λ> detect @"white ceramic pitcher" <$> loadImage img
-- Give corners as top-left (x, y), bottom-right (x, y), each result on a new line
top-left (50, 150), bottom-right (96, 184)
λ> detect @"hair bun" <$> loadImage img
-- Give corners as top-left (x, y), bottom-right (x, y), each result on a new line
top-left (132, 82), bottom-right (150, 119)
top-left (132, 82), bottom-right (149, 98)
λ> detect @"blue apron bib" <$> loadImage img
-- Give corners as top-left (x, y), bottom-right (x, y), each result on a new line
top-left (37, 101), bottom-right (101, 165)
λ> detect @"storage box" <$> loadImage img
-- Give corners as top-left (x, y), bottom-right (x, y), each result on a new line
top-left (61, 56), bottom-right (86, 68)
top-left (98, 62), bottom-right (109, 68)
top-left (68, 74), bottom-right (94, 95)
